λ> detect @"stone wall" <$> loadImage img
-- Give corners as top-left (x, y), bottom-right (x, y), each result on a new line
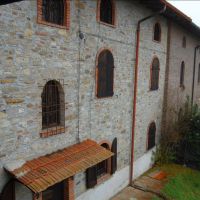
top-left (164, 21), bottom-right (200, 130)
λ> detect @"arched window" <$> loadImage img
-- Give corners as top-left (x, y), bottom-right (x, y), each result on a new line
top-left (96, 49), bottom-right (114, 98)
top-left (150, 57), bottom-right (160, 91)
top-left (180, 61), bottom-right (185, 87)
top-left (42, 80), bottom-right (65, 132)
top-left (153, 23), bottom-right (161, 42)
top-left (38, 0), bottom-right (70, 29)
top-left (147, 122), bottom-right (156, 150)
top-left (98, 0), bottom-right (115, 25)
top-left (182, 36), bottom-right (186, 48)
top-left (198, 63), bottom-right (200, 83)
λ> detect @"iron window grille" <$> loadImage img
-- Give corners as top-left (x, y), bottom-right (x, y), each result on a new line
top-left (100, 0), bottom-right (114, 25)
top-left (41, 79), bottom-right (65, 137)
top-left (96, 50), bottom-right (114, 98)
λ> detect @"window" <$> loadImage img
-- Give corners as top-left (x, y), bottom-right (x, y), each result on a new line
top-left (41, 80), bottom-right (65, 137)
top-left (153, 23), bottom-right (161, 42)
top-left (198, 64), bottom-right (200, 84)
top-left (96, 49), bottom-right (114, 98)
top-left (180, 61), bottom-right (185, 87)
top-left (43, 181), bottom-right (64, 200)
top-left (147, 122), bottom-right (156, 150)
top-left (37, 0), bottom-right (70, 29)
top-left (150, 57), bottom-right (160, 91)
top-left (86, 138), bottom-right (117, 188)
top-left (97, 0), bottom-right (115, 26)
top-left (96, 143), bottom-right (110, 178)
top-left (182, 36), bottom-right (186, 48)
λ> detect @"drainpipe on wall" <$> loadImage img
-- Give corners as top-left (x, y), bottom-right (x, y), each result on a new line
top-left (191, 45), bottom-right (200, 105)
top-left (130, 5), bottom-right (166, 185)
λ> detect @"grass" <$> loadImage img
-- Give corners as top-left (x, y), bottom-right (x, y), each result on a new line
top-left (152, 164), bottom-right (200, 200)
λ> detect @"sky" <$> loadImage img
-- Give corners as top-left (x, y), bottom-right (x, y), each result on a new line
top-left (168, 1), bottom-right (200, 27)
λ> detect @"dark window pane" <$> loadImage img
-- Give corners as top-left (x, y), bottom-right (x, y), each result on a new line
top-left (180, 61), bottom-right (185, 86)
top-left (42, 80), bottom-right (61, 129)
top-left (42, 0), bottom-right (65, 25)
top-left (154, 23), bottom-right (161, 41)
top-left (182, 36), bottom-right (186, 48)
top-left (150, 58), bottom-right (159, 90)
top-left (100, 0), bottom-right (113, 24)
top-left (96, 143), bottom-right (109, 178)
top-left (198, 64), bottom-right (200, 83)
top-left (97, 50), bottom-right (114, 97)
top-left (148, 122), bottom-right (156, 150)
top-left (43, 181), bottom-right (64, 200)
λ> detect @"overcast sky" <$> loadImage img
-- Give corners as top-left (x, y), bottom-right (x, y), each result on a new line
top-left (168, 1), bottom-right (200, 27)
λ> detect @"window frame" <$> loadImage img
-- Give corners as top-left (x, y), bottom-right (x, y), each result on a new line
top-left (37, 0), bottom-right (70, 29)
top-left (153, 22), bottom-right (161, 43)
top-left (97, 0), bottom-right (116, 28)
top-left (40, 80), bottom-right (65, 138)
top-left (146, 121), bottom-right (156, 151)
top-left (95, 48), bottom-right (115, 98)
top-left (150, 57), bottom-right (160, 91)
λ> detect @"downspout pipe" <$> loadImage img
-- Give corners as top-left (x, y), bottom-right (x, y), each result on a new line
top-left (130, 5), bottom-right (166, 185)
top-left (191, 45), bottom-right (200, 105)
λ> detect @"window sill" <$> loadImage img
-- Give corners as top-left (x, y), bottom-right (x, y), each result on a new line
top-left (37, 19), bottom-right (69, 30)
top-left (98, 21), bottom-right (116, 28)
top-left (153, 39), bottom-right (161, 44)
top-left (40, 126), bottom-right (65, 138)
top-left (97, 174), bottom-right (111, 185)
top-left (149, 88), bottom-right (159, 92)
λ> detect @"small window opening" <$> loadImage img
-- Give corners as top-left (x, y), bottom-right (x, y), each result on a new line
top-left (147, 122), bottom-right (156, 150)
top-left (96, 50), bottom-right (114, 98)
top-left (100, 0), bottom-right (114, 25)
top-left (153, 23), bottom-right (161, 42)
top-left (42, 0), bottom-right (65, 26)
top-left (150, 57), bottom-right (160, 91)
top-left (180, 61), bottom-right (185, 87)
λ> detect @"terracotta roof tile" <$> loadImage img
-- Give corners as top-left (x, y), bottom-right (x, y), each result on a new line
top-left (6, 139), bottom-right (113, 193)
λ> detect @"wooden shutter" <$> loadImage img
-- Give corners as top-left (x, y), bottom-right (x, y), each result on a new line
top-left (1, 180), bottom-right (15, 200)
top-left (111, 137), bottom-right (117, 174)
top-left (106, 52), bottom-right (114, 96)
top-left (86, 166), bottom-right (97, 188)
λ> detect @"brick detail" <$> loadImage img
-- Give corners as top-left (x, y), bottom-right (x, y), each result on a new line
top-left (0, 79), bottom-right (15, 84)
top-left (65, 177), bottom-right (75, 200)
top-left (40, 126), bottom-right (65, 138)
top-left (37, 0), bottom-right (70, 30)
top-left (96, 0), bottom-right (116, 27)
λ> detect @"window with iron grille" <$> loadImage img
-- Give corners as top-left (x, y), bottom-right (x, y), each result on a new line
top-left (96, 50), bottom-right (114, 98)
top-left (37, 0), bottom-right (70, 29)
top-left (96, 143), bottom-right (109, 178)
top-left (150, 57), bottom-right (160, 91)
top-left (153, 23), bottom-right (161, 42)
top-left (100, 0), bottom-right (114, 25)
top-left (198, 64), bottom-right (200, 84)
top-left (180, 61), bottom-right (185, 87)
top-left (147, 122), bottom-right (156, 150)
top-left (41, 80), bottom-right (65, 137)
top-left (182, 36), bottom-right (186, 48)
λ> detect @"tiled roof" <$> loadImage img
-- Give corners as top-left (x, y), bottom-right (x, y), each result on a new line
top-left (6, 139), bottom-right (113, 193)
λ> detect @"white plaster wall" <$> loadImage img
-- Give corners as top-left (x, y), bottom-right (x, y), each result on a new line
top-left (76, 148), bottom-right (155, 200)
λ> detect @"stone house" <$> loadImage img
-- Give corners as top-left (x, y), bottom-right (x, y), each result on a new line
top-left (0, 0), bottom-right (199, 200)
